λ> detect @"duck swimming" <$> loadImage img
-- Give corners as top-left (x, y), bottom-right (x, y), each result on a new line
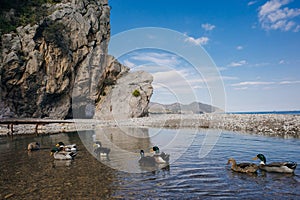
top-left (151, 146), bottom-right (170, 164)
top-left (27, 142), bottom-right (40, 151)
top-left (56, 142), bottom-right (77, 153)
top-left (253, 154), bottom-right (297, 173)
top-left (93, 141), bottom-right (110, 157)
top-left (50, 147), bottom-right (77, 160)
top-left (139, 150), bottom-right (156, 167)
top-left (227, 158), bottom-right (258, 173)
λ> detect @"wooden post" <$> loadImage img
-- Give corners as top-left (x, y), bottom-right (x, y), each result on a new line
top-left (10, 123), bottom-right (14, 138)
top-left (35, 124), bottom-right (39, 136)
top-left (7, 124), bottom-right (10, 136)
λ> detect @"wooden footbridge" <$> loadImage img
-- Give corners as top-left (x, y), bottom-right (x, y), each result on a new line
top-left (0, 118), bottom-right (74, 137)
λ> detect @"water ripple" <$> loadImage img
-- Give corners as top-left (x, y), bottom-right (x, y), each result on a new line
top-left (0, 129), bottom-right (300, 199)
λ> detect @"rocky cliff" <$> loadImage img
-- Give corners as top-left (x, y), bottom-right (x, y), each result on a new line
top-left (0, 0), bottom-right (153, 119)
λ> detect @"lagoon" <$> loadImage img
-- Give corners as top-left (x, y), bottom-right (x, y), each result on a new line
top-left (0, 127), bottom-right (299, 199)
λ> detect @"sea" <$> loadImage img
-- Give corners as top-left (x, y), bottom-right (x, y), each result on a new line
top-left (227, 110), bottom-right (300, 115)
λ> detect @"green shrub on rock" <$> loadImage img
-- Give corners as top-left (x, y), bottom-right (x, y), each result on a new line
top-left (132, 89), bottom-right (140, 97)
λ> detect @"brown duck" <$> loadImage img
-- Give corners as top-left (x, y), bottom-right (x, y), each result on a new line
top-left (227, 158), bottom-right (258, 173)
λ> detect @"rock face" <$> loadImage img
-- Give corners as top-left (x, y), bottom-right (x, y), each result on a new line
top-left (95, 71), bottom-right (153, 120)
top-left (0, 0), bottom-right (153, 119)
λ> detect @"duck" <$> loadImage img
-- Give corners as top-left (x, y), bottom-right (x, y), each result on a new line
top-left (227, 158), bottom-right (258, 173)
top-left (50, 147), bottom-right (77, 160)
top-left (253, 154), bottom-right (297, 173)
top-left (139, 150), bottom-right (156, 167)
top-left (151, 146), bottom-right (170, 164)
top-left (56, 142), bottom-right (77, 153)
top-left (93, 141), bottom-right (110, 157)
top-left (27, 142), bottom-right (40, 151)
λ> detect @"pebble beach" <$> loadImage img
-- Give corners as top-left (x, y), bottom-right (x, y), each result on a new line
top-left (1, 114), bottom-right (299, 138)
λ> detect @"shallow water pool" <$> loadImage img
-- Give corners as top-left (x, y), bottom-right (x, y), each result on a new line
top-left (0, 127), bottom-right (299, 199)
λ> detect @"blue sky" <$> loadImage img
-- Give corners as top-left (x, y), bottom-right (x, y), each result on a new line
top-left (108, 0), bottom-right (300, 112)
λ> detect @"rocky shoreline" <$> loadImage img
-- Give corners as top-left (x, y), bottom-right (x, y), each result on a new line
top-left (121, 114), bottom-right (300, 138)
top-left (1, 114), bottom-right (299, 138)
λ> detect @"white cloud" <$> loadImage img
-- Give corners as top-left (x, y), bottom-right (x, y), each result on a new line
top-left (133, 65), bottom-right (171, 73)
top-left (279, 59), bottom-right (286, 64)
top-left (151, 69), bottom-right (197, 98)
top-left (123, 60), bottom-right (136, 68)
top-left (152, 68), bottom-right (229, 93)
top-left (236, 46), bottom-right (243, 50)
top-left (228, 60), bottom-right (247, 67)
top-left (250, 62), bottom-right (270, 67)
top-left (231, 80), bottom-right (300, 88)
top-left (201, 23), bottom-right (216, 31)
top-left (259, 0), bottom-right (289, 16)
top-left (192, 85), bottom-right (205, 89)
top-left (222, 76), bottom-right (240, 81)
top-left (248, 1), bottom-right (257, 6)
top-left (263, 86), bottom-right (275, 90)
top-left (258, 0), bottom-right (300, 32)
top-left (231, 81), bottom-right (275, 87)
top-left (184, 35), bottom-right (209, 46)
top-left (187, 75), bottom-right (237, 86)
top-left (234, 87), bottom-right (249, 90)
top-left (279, 80), bottom-right (300, 84)
top-left (153, 69), bottom-right (189, 84)
top-left (251, 23), bottom-right (258, 29)
top-left (130, 52), bottom-right (180, 66)
top-left (294, 24), bottom-right (300, 32)
top-left (217, 66), bottom-right (228, 71)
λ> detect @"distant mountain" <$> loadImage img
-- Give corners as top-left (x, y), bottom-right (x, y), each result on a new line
top-left (148, 102), bottom-right (222, 114)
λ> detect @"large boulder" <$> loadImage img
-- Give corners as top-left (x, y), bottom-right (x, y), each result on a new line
top-left (95, 71), bottom-right (153, 120)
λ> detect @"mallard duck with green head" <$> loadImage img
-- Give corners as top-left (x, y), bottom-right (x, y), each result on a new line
top-left (227, 158), bottom-right (258, 173)
top-left (253, 154), bottom-right (297, 173)
top-left (56, 142), bottom-right (77, 153)
top-left (151, 146), bottom-right (170, 164)
top-left (139, 150), bottom-right (156, 167)
top-left (50, 147), bottom-right (77, 160)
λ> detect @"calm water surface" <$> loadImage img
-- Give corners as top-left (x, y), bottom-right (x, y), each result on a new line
top-left (0, 127), bottom-right (299, 199)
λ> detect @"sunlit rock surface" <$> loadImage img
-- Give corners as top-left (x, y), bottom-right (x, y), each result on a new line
top-left (0, 0), bottom-right (152, 119)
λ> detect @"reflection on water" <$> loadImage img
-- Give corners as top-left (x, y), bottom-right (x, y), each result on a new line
top-left (0, 128), bottom-right (300, 199)
top-left (87, 127), bottom-right (153, 173)
top-left (80, 127), bottom-right (197, 173)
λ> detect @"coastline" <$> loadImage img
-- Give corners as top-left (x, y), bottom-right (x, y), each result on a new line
top-left (0, 113), bottom-right (299, 138)
top-left (114, 114), bottom-right (300, 138)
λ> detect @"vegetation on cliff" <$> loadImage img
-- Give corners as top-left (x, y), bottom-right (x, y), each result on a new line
top-left (0, 0), bottom-right (61, 34)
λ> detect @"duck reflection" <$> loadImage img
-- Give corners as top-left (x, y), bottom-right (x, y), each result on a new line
top-left (259, 170), bottom-right (296, 179)
top-left (139, 163), bottom-right (171, 175)
top-left (79, 127), bottom-right (154, 173)
top-left (52, 160), bottom-right (72, 168)
top-left (227, 168), bottom-right (258, 178)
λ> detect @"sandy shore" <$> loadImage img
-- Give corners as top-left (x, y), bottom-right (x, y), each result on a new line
top-left (1, 114), bottom-right (299, 138)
